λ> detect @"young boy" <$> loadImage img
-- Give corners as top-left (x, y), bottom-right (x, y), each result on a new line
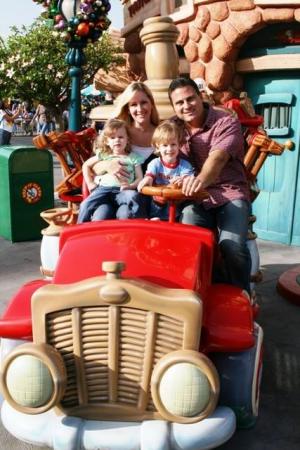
top-left (138, 120), bottom-right (194, 220)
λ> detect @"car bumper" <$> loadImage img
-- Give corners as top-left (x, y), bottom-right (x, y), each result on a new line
top-left (1, 401), bottom-right (236, 450)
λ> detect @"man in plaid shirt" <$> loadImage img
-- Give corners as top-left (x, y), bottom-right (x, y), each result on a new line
top-left (168, 78), bottom-right (251, 294)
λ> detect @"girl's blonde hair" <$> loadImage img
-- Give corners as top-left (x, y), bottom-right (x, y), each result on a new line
top-left (151, 120), bottom-right (183, 154)
top-left (94, 119), bottom-right (131, 156)
top-left (113, 82), bottom-right (159, 126)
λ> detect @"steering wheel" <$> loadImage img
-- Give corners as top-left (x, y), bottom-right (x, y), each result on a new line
top-left (141, 184), bottom-right (208, 201)
top-left (141, 185), bottom-right (209, 222)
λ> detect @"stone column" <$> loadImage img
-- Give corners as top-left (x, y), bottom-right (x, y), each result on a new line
top-left (140, 16), bottom-right (179, 119)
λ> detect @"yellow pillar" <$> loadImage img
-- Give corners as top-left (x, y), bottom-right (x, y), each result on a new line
top-left (140, 16), bottom-right (179, 119)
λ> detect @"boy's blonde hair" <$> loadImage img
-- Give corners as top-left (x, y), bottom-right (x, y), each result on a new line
top-left (113, 82), bottom-right (159, 127)
top-left (94, 119), bottom-right (131, 156)
top-left (151, 120), bottom-right (183, 154)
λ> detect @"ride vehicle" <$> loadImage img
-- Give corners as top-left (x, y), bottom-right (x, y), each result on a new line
top-left (0, 109), bottom-right (290, 448)
top-left (0, 180), bottom-right (263, 449)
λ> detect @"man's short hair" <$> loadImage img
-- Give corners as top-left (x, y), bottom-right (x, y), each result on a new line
top-left (168, 78), bottom-right (200, 103)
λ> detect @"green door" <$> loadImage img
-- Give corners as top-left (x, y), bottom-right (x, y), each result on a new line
top-left (244, 71), bottom-right (300, 245)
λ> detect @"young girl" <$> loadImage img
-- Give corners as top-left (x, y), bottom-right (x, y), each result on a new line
top-left (138, 120), bottom-right (194, 220)
top-left (78, 119), bottom-right (144, 222)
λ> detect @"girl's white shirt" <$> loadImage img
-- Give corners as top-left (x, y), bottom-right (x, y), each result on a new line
top-left (0, 109), bottom-right (13, 133)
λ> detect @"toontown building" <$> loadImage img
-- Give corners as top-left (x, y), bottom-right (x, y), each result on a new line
top-left (114, 0), bottom-right (300, 246)
top-left (121, 0), bottom-right (300, 91)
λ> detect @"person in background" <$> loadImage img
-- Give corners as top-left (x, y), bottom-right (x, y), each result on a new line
top-left (193, 78), bottom-right (215, 105)
top-left (138, 120), bottom-right (194, 220)
top-left (30, 103), bottom-right (51, 135)
top-left (168, 77), bottom-right (251, 295)
top-left (78, 119), bottom-right (143, 222)
top-left (0, 99), bottom-right (22, 145)
top-left (21, 102), bottom-right (33, 135)
top-left (62, 109), bottom-right (69, 131)
top-left (104, 91), bottom-right (114, 105)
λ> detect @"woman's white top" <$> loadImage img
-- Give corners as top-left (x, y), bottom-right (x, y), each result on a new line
top-left (0, 109), bottom-right (13, 132)
top-left (131, 145), bottom-right (153, 163)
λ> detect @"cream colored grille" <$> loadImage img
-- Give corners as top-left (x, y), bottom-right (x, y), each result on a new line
top-left (46, 305), bottom-right (184, 413)
top-left (118, 308), bottom-right (146, 404)
top-left (81, 307), bottom-right (109, 403)
top-left (46, 309), bottom-right (77, 407)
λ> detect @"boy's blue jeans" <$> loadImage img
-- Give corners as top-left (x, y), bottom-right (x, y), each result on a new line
top-left (78, 186), bottom-right (145, 222)
top-left (150, 200), bottom-right (185, 221)
top-left (180, 199), bottom-right (251, 294)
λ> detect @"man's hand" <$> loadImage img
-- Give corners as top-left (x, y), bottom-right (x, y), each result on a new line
top-left (181, 175), bottom-right (203, 196)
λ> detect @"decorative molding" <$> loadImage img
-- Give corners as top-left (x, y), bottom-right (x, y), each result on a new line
top-left (194, 0), bottom-right (219, 4)
top-left (237, 54), bottom-right (300, 72)
top-left (169, 0), bottom-right (195, 23)
top-left (254, 0), bottom-right (300, 5)
top-left (121, 0), bottom-right (161, 35)
top-left (121, 0), bottom-right (195, 36)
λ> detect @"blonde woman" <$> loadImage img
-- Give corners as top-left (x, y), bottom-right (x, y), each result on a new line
top-left (95, 82), bottom-right (159, 179)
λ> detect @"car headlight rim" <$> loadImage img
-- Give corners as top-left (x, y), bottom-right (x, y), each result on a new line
top-left (1, 342), bottom-right (66, 414)
top-left (151, 350), bottom-right (220, 424)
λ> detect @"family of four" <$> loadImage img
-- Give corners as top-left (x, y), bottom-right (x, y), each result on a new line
top-left (78, 78), bottom-right (251, 295)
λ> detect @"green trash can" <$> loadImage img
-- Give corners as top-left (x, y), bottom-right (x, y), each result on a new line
top-left (0, 146), bottom-right (54, 242)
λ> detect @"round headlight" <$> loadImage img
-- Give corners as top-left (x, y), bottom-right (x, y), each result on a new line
top-left (159, 362), bottom-right (210, 417)
top-left (1, 343), bottom-right (66, 414)
top-left (151, 350), bottom-right (220, 424)
top-left (6, 355), bottom-right (53, 407)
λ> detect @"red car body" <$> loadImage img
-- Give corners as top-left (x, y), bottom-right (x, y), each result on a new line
top-left (0, 220), bottom-right (255, 354)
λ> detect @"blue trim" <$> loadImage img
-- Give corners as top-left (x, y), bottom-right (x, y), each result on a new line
top-left (240, 45), bottom-right (300, 58)
top-left (253, 228), bottom-right (291, 245)
top-left (253, 93), bottom-right (294, 105)
top-left (291, 236), bottom-right (300, 246)
top-left (264, 127), bottom-right (290, 137)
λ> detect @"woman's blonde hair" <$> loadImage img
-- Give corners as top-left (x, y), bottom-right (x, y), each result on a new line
top-left (113, 82), bottom-right (159, 126)
top-left (151, 120), bottom-right (183, 154)
top-left (94, 119), bottom-right (131, 156)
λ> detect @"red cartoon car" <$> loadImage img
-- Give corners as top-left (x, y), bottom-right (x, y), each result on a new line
top-left (0, 208), bottom-right (262, 449)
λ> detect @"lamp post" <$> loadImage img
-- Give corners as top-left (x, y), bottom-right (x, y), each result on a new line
top-left (59, 1), bottom-right (86, 131)
top-left (33, 0), bottom-right (111, 132)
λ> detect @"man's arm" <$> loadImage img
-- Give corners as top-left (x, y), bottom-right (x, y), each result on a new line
top-left (181, 149), bottom-right (230, 196)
